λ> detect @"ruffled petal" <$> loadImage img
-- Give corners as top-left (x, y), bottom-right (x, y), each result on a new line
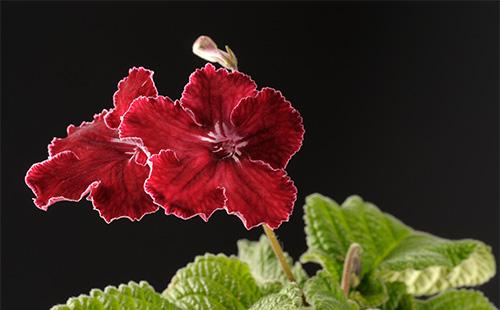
top-left (145, 149), bottom-right (226, 221)
top-left (104, 67), bottom-right (158, 129)
top-left (119, 96), bottom-right (208, 157)
top-left (181, 63), bottom-right (257, 127)
top-left (231, 88), bottom-right (304, 169)
top-left (221, 159), bottom-right (297, 229)
top-left (145, 148), bottom-right (296, 229)
top-left (26, 111), bottom-right (157, 222)
top-left (26, 151), bottom-right (95, 207)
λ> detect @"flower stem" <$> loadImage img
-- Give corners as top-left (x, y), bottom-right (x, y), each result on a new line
top-left (263, 224), bottom-right (296, 282)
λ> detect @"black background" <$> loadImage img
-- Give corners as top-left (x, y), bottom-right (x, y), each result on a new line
top-left (2, 2), bottom-right (498, 309)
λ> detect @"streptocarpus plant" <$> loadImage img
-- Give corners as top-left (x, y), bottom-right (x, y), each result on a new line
top-left (26, 36), bottom-right (497, 309)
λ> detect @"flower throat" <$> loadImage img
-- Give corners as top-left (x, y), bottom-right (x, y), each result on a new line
top-left (201, 122), bottom-right (247, 161)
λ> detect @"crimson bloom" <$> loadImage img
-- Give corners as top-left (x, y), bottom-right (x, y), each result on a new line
top-left (105, 67), bottom-right (158, 129)
top-left (120, 64), bottom-right (304, 229)
top-left (25, 68), bottom-right (158, 222)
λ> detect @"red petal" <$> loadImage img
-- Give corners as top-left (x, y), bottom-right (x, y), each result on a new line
top-left (119, 96), bottom-right (208, 157)
top-left (120, 96), bottom-right (210, 156)
top-left (145, 149), bottom-right (226, 221)
top-left (26, 111), bottom-right (157, 222)
top-left (231, 88), bottom-right (304, 169)
top-left (181, 63), bottom-right (257, 127)
top-left (104, 67), bottom-right (158, 129)
top-left (222, 159), bottom-right (297, 229)
top-left (146, 149), bottom-right (296, 229)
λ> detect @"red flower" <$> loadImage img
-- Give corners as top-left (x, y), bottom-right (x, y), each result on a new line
top-left (120, 64), bottom-right (304, 229)
top-left (105, 67), bottom-right (158, 129)
top-left (25, 68), bottom-right (158, 222)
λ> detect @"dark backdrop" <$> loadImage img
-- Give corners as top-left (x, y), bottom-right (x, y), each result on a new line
top-left (2, 2), bottom-right (498, 309)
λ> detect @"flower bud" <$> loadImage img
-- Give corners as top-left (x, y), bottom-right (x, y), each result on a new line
top-left (192, 35), bottom-right (238, 71)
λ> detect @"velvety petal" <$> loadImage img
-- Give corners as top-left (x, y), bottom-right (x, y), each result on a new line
top-left (104, 67), bottom-right (158, 129)
top-left (27, 111), bottom-right (157, 222)
top-left (49, 111), bottom-right (119, 157)
top-left (145, 149), bottom-right (226, 221)
top-left (231, 88), bottom-right (304, 169)
top-left (146, 149), bottom-right (296, 229)
top-left (181, 63), bottom-right (257, 127)
top-left (119, 96), bottom-right (208, 157)
top-left (26, 151), bottom-right (95, 207)
top-left (221, 159), bottom-right (297, 229)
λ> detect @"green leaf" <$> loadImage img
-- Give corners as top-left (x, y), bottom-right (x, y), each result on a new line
top-left (382, 287), bottom-right (496, 310)
top-left (301, 195), bottom-right (355, 279)
top-left (300, 250), bottom-right (340, 282)
top-left (415, 289), bottom-right (496, 310)
top-left (302, 194), bottom-right (496, 296)
top-left (349, 273), bottom-right (388, 307)
top-left (380, 282), bottom-right (411, 310)
top-left (378, 234), bottom-right (496, 296)
top-left (249, 283), bottom-right (303, 310)
top-left (302, 194), bottom-right (413, 277)
top-left (51, 281), bottom-right (179, 310)
top-left (238, 235), bottom-right (307, 294)
top-left (399, 295), bottom-right (419, 310)
top-left (303, 270), bottom-right (357, 310)
top-left (163, 254), bottom-right (261, 309)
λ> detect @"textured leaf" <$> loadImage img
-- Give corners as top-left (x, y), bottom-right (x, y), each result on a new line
top-left (51, 281), bottom-right (178, 310)
top-left (302, 195), bottom-right (356, 278)
top-left (380, 282), bottom-right (412, 310)
top-left (303, 270), bottom-right (356, 310)
top-left (349, 273), bottom-right (388, 307)
top-left (398, 294), bottom-right (418, 310)
top-left (378, 234), bottom-right (496, 295)
top-left (415, 289), bottom-right (496, 310)
top-left (238, 234), bottom-right (307, 293)
top-left (300, 250), bottom-right (340, 281)
top-left (379, 287), bottom-right (496, 310)
top-left (163, 254), bottom-right (261, 309)
top-left (249, 284), bottom-right (303, 310)
top-left (302, 194), bottom-right (496, 296)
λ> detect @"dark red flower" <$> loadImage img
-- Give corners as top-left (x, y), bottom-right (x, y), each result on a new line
top-left (120, 64), bottom-right (304, 229)
top-left (104, 67), bottom-right (157, 129)
top-left (25, 68), bottom-right (158, 222)
top-left (25, 111), bottom-right (157, 222)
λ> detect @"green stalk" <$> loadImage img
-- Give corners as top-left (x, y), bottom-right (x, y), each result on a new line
top-left (263, 224), bottom-right (296, 282)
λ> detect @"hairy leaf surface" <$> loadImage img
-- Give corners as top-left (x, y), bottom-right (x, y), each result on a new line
top-left (303, 270), bottom-right (356, 310)
top-left (163, 254), bottom-right (261, 309)
top-left (248, 284), bottom-right (303, 310)
top-left (51, 281), bottom-right (179, 310)
top-left (302, 194), bottom-right (496, 296)
top-left (415, 289), bottom-right (496, 310)
top-left (238, 234), bottom-right (307, 293)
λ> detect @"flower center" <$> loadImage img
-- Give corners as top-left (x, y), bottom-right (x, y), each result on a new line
top-left (201, 122), bottom-right (247, 162)
top-left (113, 137), bottom-right (149, 165)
